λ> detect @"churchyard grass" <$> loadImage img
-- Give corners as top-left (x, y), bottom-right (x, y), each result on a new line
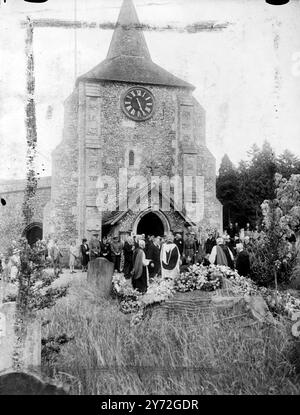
top-left (40, 276), bottom-right (300, 395)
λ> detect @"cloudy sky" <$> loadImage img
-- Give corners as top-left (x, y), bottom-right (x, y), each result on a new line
top-left (0, 0), bottom-right (300, 181)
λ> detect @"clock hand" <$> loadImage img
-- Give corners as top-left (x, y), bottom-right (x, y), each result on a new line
top-left (136, 98), bottom-right (145, 115)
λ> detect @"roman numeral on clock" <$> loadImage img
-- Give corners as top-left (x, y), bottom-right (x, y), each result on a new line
top-left (123, 87), bottom-right (154, 120)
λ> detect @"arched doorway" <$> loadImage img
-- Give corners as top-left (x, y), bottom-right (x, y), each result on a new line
top-left (23, 222), bottom-right (43, 247)
top-left (135, 211), bottom-right (169, 237)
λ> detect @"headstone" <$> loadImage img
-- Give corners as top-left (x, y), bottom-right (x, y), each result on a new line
top-left (244, 294), bottom-right (275, 324)
top-left (0, 370), bottom-right (68, 395)
top-left (0, 302), bottom-right (69, 395)
top-left (87, 257), bottom-right (114, 297)
top-left (0, 302), bottom-right (41, 372)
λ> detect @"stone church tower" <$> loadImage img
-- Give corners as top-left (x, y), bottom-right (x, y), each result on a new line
top-left (44, 0), bottom-right (222, 245)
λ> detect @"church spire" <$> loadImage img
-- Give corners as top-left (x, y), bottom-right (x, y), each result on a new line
top-left (76, 0), bottom-right (194, 89)
top-left (106, 0), bottom-right (151, 60)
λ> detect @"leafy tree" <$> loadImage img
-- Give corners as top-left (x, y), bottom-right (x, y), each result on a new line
top-left (248, 173), bottom-right (300, 286)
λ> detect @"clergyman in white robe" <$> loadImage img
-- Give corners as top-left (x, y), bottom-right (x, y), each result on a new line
top-left (160, 238), bottom-right (180, 279)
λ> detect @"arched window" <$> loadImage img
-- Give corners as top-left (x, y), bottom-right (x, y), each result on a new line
top-left (129, 150), bottom-right (135, 166)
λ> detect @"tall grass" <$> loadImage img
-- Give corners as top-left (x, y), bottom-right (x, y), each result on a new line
top-left (40, 280), bottom-right (300, 395)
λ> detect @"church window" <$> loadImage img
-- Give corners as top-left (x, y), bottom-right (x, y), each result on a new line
top-left (129, 150), bottom-right (135, 166)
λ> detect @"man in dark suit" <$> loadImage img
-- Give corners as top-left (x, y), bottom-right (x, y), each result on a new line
top-left (147, 236), bottom-right (161, 278)
top-left (174, 233), bottom-right (184, 257)
top-left (89, 234), bottom-right (101, 260)
top-left (236, 243), bottom-right (251, 277)
top-left (110, 236), bottom-right (122, 273)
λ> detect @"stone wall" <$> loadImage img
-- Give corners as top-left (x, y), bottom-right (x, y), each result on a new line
top-left (0, 76), bottom-right (222, 251)
top-left (68, 80), bottom-right (222, 240)
top-left (0, 177), bottom-right (51, 251)
top-left (47, 90), bottom-right (79, 247)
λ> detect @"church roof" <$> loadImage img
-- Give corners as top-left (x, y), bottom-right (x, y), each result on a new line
top-left (76, 0), bottom-right (194, 90)
top-left (102, 181), bottom-right (195, 227)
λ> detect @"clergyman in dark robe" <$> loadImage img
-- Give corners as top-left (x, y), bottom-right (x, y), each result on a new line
top-left (132, 240), bottom-right (150, 293)
top-left (147, 235), bottom-right (161, 278)
top-left (236, 243), bottom-right (251, 277)
top-left (123, 235), bottom-right (134, 279)
top-left (209, 237), bottom-right (234, 269)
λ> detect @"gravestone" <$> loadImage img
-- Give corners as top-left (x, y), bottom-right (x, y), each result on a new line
top-left (0, 302), bottom-right (69, 395)
top-left (87, 257), bottom-right (114, 297)
top-left (0, 302), bottom-right (41, 372)
top-left (0, 370), bottom-right (68, 395)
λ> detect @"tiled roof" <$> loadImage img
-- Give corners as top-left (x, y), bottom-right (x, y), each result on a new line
top-left (77, 55), bottom-right (194, 89)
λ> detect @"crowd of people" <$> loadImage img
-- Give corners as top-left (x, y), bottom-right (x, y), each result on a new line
top-left (61, 222), bottom-right (259, 293)
top-left (3, 221), bottom-right (289, 291)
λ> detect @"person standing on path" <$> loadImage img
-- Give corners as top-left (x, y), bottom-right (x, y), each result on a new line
top-left (50, 239), bottom-right (63, 276)
top-left (69, 240), bottom-right (78, 274)
top-left (80, 238), bottom-right (89, 272)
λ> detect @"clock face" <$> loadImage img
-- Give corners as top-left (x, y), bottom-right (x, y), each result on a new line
top-left (122, 87), bottom-right (154, 121)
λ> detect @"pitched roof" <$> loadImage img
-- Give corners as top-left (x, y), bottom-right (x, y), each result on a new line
top-left (76, 0), bottom-right (194, 90)
top-left (102, 181), bottom-right (195, 226)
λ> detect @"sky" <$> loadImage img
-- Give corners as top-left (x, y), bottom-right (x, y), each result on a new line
top-left (0, 0), bottom-right (300, 181)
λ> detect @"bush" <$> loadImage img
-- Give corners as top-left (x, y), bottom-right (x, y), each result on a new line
top-left (248, 233), bottom-right (297, 286)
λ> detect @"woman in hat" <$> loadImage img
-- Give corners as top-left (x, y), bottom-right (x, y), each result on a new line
top-left (80, 238), bottom-right (89, 272)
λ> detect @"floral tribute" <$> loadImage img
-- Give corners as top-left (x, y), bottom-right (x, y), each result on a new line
top-left (173, 264), bottom-right (237, 292)
top-left (112, 263), bottom-right (300, 327)
top-left (228, 273), bottom-right (300, 319)
top-left (112, 265), bottom-right (238, 325)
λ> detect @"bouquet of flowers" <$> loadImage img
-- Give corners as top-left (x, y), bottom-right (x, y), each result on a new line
top-left (173, 264), bottom-right (224, 292)
top-left (228, 273), bottom-right (259, 295)
top-left (141, 277), bottom-right (175, 306)
top-left (120, 297), bottom-right (140, 314)
top-left (112, 273), bottom-right (140, 299)
top-left (228, 273), bottom-right (300, 319)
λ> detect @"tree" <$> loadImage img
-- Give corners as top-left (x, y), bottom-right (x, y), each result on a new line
top-left (217, 142), bottom-right (300, 230)
top-left (249, 141), bottom-right (277, 203)
top-left (274, 173), bottom-right (300, 233)
top-left (277, 150), bottom-right (300, 179)
top-left (249, 174), bottom-right (300, 286)
top-left (216, 154), bottom-right (239, 227)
